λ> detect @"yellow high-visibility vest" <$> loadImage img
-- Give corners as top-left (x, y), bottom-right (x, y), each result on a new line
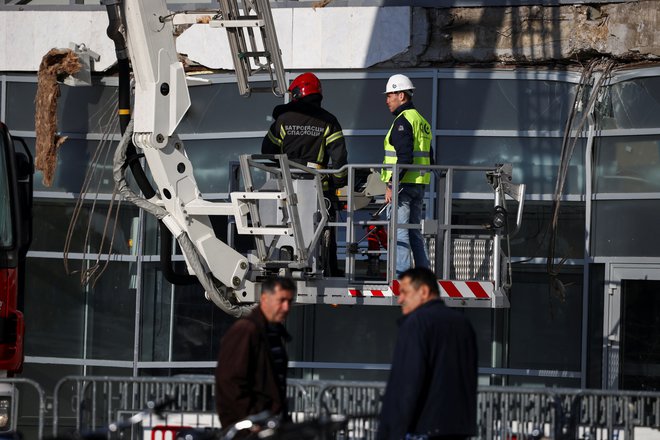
top-left (381, 109), bottom-right (432, 185)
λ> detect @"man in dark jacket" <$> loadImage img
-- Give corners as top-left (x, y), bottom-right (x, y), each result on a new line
top-left (215, 277), bottom-right (295, 428)
top-left (377, 267), bottom-right (478, 440)
top-left (262, 72), bottom-right (347, 276)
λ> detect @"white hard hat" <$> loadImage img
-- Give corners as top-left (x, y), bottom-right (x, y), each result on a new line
top-left (384, 74), bottom-right (415, 94)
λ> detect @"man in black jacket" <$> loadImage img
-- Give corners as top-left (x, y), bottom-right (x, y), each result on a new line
top-left (262, 72), bottom-right (347, 276)
top-left (377, 268), bottom-right (478, 440)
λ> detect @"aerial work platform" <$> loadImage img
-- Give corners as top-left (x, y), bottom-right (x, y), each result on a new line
top-left (224, 155), bottom-right (525, 308)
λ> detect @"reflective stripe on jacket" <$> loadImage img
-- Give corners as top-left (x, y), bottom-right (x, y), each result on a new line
top-left (381, 108), bottom-right (432, 185)
top-left (261, 95), bottom-right (348, 189)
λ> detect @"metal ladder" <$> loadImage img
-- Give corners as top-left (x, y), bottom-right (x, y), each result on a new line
top-left (217, 0), bottom-right (287, 97)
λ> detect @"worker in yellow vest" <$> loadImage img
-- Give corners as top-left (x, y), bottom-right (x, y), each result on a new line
top-left (381, 74), bottom-right (431, 275)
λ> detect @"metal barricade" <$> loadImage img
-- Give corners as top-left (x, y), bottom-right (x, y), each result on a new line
top-left (570, 389), bottom-right (660, 440)
top-left (0, 378), bottom-right (46, 439)
top-left (479, 387), bottom-right (660, 440)
top-left (314, 383), bottom-right (660, 440)
top-left (288, 379), bottom-right (322, 422)
top-left (317, 381), bottom-right (385, 440)
top-left (49, 376), bottom-right (660, 440)
top-left (479, 387), bottom-right (559, 440)
top-left (52, 375), bottom-right (219, 439)
top-left (51, 376), bottom-right (321, 439)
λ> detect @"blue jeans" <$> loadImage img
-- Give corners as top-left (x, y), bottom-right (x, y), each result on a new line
top-left (388, 184), bottom-right (430, 274)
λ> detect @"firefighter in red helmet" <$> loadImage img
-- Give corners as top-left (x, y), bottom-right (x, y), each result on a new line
top-left (288, 72), bottom-right (322, 101)
top-left (262, 72), bottom-right (348, 276)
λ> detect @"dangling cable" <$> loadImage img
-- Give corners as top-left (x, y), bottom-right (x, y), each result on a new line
top-left (63, 91), bottom-right (124, 287)
top-left (546, 59), bottom-right (616, 309)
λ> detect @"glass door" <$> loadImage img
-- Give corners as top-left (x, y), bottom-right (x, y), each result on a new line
top-left (605, 264), bottom-right (660, 390)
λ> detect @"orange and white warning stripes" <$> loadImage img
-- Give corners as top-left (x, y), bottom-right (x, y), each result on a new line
top-left (438, 280), bottom-right (493, 299)
top-left (348, 286), bottom-right (393, 297)
top-left (349, 280), bottom-right (494, 300)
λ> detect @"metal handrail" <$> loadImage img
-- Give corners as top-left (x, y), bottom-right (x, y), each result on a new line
top-left (314, 162), bottom-right (524, 285)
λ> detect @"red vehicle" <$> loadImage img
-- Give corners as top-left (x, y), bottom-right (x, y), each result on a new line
top-left (0, 122), bottom-right (32, 375)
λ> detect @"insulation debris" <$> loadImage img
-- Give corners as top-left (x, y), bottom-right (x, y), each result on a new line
top-left (35, 48), bottom-right (81, 187)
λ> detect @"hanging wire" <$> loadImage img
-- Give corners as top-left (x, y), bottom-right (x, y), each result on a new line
top-left (546, 58), bottom-right (616, 309)
top-left (63, 89), bottom-right (126, 287)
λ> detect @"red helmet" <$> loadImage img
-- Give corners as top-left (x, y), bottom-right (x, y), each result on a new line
top-left (288, 73), bottom-right (322, 100)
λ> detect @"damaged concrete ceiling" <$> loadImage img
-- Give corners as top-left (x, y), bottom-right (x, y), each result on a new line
top-left (1, 1), bottom-right (659, 73)
top-left (381, 1), bottom-right (660, 67)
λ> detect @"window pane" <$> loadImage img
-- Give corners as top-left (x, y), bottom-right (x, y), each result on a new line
top-left (452, 200), bottom-right (585, 259)
top-left (6, 82), bottom-right (37, 132)
top-left (141, 264), bottom-right (173, 362)
top-left (438, 79), bottom-right (576, 131)
top-left (6, 81), bottom-right (119, 134)
top-left (508, 269), bottom-right (582, 371)
top-left (599, 77), bottom-right (660, 129)
top-left (22, 137), bottom-right (119, 193)
top-left (32, 199), bottom-right (139, 254)
top-left (171, 280), bottom-right (237, 362)
top-left (58, 84), bottom-right (119, 134)
top-left (182, 138), bottom-right (261, 193)
top-left (321, 78), bottom-right (433, 130)
top-left (86, 262), bottom-right (137, 360)
top-left (592, 200), bottom-right (660, 257)
top-left (298, 305), bottom-right (400, 364)
top-left (345, 136), bottom-right (385, 164)
top-left (587, 264), bottom-right (605, 388)
top-left (178, 81), bottom-right (280, 134)
top-left (438, 136), bottom-right (584, 194)
top-left (24, 258), bottom-right (85, 358)
top-left (143, 214), bottom-right (161, 256)
top-left (594, 136), bottom-right (660, 193)
top-left (463, 309), bottom-right (493, 369)
top-left (87, 366), bottom-right (133, 376)
top-left (284, 304), bottom-right (399, 382)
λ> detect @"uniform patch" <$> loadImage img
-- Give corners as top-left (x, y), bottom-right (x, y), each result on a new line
top-left (397, 124), bottom-right (405, 131)
top-left (284, 124), bottom-right (324, 137)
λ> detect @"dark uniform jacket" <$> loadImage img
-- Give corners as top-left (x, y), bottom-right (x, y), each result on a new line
top-left (377, 299), bottom-right (478, 440)
top-left (215, 307), bottom-right (291, 428)
top-left (262, 94), bottom-right (348, 187)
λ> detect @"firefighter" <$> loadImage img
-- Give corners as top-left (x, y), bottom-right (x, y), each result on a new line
top-left (262, 72), bottom-right (348, 276)
top-left (381, 74), bottom-right (431, 275)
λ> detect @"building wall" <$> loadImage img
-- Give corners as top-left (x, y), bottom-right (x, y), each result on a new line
top-left (4, 66), bottom-right (660, 395)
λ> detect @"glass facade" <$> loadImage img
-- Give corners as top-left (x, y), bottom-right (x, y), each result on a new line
top-left (3, 66), bottom-right (660, 391)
